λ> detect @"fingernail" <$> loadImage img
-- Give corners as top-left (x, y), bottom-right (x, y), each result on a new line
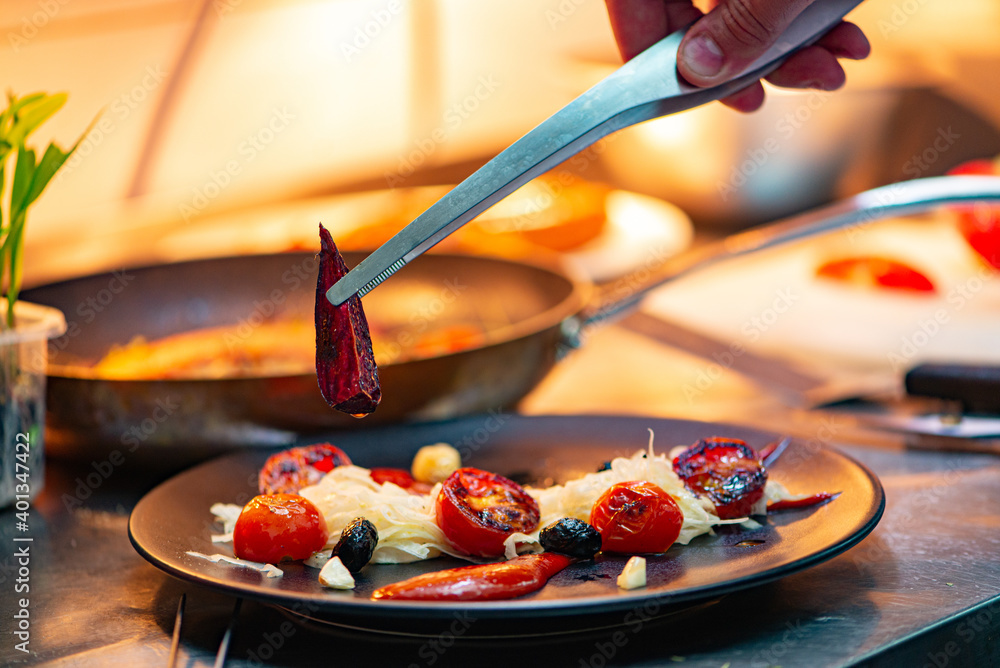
top-left (681, 34), bottom-right (725, 79)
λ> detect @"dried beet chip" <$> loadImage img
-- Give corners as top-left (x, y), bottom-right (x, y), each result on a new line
top-left (315, 224), bottom-right (381, 415)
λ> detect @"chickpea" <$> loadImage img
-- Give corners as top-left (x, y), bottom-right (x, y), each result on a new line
top-left (410, 443), bottom-right (461, 484)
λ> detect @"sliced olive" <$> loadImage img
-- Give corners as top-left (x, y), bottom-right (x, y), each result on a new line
top-left (539, 518), bottom-right (602, 559)
top-left (333, 517), bottom-right (378, 572)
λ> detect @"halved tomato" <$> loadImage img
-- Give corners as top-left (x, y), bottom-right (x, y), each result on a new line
top-left (435, 468), bottom-right (540, 557)
top-left (370, 467), bottom-right (416, 488)
top-left (673, 437), bottom-right (767, 519)
top-left (233, 494), bottom-right (329, 564)
top-left (816, 256), bottom-right (936, 293)
top-left (589, 481), bottom-right (683, 554)
top-left (370, 467), bottom-right (433, 495)
top-left (258, 443), bottom-right (351, 495)
top-left (947, 159), bottom-right (1000, 269)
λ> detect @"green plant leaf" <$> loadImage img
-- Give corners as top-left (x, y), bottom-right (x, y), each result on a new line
top-left (0, 92), bottom-right (44, 138)
top-left (3, 146), bottom-right (35, 328)
top-left (1, 209), bottom-right (25, 327)
top-left (9, 146), bottom-right (37, 225)
top-left (4, 214), bottom-right (26, 325)
top-left (0, 91), bottom-right (87, 329)
top-left (0, 93), bottom-right (44, 166)
top-left (6, 93), bottom-right (67, 147)
top-left (0, 211), bottom-right (23, 276)
top-left (0, 163), bottom-right (5, 234)
top-left (24, 143), bottom-right (74, 209)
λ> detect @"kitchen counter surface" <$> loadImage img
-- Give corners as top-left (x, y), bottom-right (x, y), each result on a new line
top-left (2, 324), bottom-right (999, 667)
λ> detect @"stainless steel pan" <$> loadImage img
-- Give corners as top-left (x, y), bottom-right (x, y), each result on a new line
top-left (24, 252), bottom-right (589, 459)
top-left (24, 176), bottom-right (1000, 460)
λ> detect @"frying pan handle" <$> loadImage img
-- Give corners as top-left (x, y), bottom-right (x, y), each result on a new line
top-left (557, 318), bottom-right (585, 357)
top-left (574, 175), bottom-right (1000, 330)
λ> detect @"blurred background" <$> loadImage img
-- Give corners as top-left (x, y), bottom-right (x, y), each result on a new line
top-left (3, 0), bottom-right (1000, 285)
top-left (3, 0), bottom-right (1000, 459)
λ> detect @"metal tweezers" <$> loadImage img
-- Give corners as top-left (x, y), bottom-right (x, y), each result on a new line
top-left (326, 0), bottom-right (864, 305)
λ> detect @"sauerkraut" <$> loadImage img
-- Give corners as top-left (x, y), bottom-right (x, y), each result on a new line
top-left (297, 465), bottom-right (464, 563)
top-left (518, 444), bottom-right (721, 553)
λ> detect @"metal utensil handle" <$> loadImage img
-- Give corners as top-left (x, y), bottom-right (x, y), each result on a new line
top-left (327, 0), bottom-right (863, 305)
top-left (579, 175), bottom-right (1000, 329)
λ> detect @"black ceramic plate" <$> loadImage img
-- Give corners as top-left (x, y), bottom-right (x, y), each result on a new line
top-left (129, 415), bottom-right (884, 636)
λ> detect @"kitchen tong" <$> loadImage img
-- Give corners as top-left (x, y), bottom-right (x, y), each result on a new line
top-left (326, 0), bottom-right (866, 305)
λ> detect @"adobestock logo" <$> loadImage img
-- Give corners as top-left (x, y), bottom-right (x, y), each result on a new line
top-left (7, 0), bottom-right (70, 52)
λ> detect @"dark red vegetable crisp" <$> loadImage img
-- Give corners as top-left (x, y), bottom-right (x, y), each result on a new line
top-left (315, 224), bottom-right (381, 415)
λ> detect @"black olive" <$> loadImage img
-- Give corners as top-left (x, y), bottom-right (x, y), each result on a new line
top-left (596, 461), bottom-right (612, 472)
top-left (333, 517), bottom-right (378, 572)
top-left (539, 518), bottom-right (602, 559)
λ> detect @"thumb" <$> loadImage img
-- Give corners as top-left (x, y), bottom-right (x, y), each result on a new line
top-left (678, 0), bottom-right (813, 86)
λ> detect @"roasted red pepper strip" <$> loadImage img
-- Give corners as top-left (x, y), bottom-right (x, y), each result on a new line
top-left (758, 440), bottom-right (780, 462)
top-left (315, 224), bottom-right (381, 415)
top-left (767, 492), bottom-right (838, 512)
top-left (371, 553), bottom-right (573, 601)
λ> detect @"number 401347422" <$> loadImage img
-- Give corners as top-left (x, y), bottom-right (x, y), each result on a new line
top-left (14, 433), bottom-right (32, 515)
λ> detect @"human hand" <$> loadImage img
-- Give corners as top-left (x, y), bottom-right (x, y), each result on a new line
top-left (604, 0), bottom-right (871, 112)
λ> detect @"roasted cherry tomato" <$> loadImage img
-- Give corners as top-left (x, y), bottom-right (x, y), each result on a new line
top-left (370, 467), bottom-right (416, 488)
top-left (369, 467), bottom-right (433, 495)
top-left (816, 256), bottom-right (936, 293)
top-left (258, 443), bottom-right (351, 495)
top-left (233, 494), bottom-right (329, 564)
top-left (435, 467), bottom-right (540, 557)
top-left (948, 159), bottom-right (1000, 269)
top-left (673, 437), bottom-right (767, 519)
top-left (589, 481), bottom-right (683, 554)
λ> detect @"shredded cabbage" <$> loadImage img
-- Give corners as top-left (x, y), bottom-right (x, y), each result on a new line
top-left (298, 465), bottom-right (465, 563)
top-left (526, 445), bottom-right (721, 549)
top-left (210, 502), bottom-right (242, 542)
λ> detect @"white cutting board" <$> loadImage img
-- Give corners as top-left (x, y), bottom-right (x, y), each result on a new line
top-left (643, 212), bottom-right (1000, 378)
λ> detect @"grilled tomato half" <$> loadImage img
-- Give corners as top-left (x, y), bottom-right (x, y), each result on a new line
top-left (673, 437), bottom-right (767, 519)
top-left (435, 468), bottom-right (540, 557)
top-left (258, 443), bottom-right (351, 495)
